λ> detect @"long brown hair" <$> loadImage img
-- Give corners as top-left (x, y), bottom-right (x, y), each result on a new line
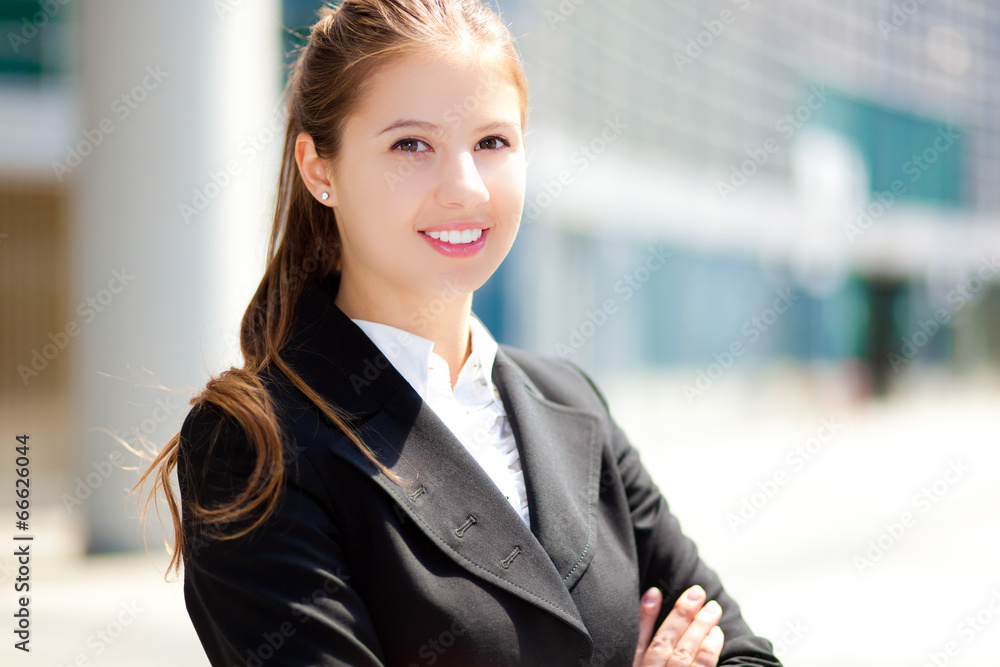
top-left (134, 0), bottom-right (529, 577)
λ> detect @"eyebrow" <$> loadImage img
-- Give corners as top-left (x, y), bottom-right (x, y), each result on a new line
top-left (375, 119), bottom-right (520, 137)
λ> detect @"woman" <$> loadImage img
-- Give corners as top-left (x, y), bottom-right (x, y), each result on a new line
top-left (138, 1), bottom-right (782, 665)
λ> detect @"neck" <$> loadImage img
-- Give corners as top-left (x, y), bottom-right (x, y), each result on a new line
top-left (334, 271), bottom-right (473, 390)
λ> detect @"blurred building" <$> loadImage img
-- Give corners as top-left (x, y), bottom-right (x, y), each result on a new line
top-left (2, 0), bottom-right (998, 551)
top-left (482, 0), bottom-right (1000, 395)
top-left (1, 0), bottom-right (283, 551)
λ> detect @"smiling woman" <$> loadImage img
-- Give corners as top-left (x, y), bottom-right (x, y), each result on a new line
top-left (295, 50), bottom-right (525, 371)
top-left (135, 1), bottom-right (782, 666)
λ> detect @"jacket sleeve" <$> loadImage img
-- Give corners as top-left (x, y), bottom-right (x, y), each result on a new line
top-left (562, 361), bottom-right (783, 667)
top-left (177, 402), bottom-right (386, 667)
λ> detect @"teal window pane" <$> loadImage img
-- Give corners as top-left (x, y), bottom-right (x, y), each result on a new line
top-left (0, 0), bottom-right (70, 78)
top-left (813, 89), bottom-right (964, 208)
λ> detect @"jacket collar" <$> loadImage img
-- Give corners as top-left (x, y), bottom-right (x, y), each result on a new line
top-left (348, 311), bottom-right (499, 406)
top-left (277, 271), bottom-right (603, 644)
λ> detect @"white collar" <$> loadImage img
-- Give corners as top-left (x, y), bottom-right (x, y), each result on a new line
top-left (350, 313), bottom-right (499, 402)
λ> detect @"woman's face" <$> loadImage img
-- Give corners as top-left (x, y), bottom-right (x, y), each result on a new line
top-left (323, 51), bottom-right (526, 311)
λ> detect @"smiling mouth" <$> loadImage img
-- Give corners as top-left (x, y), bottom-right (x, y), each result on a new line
top-left (421, 228), bottom-right (484, 245)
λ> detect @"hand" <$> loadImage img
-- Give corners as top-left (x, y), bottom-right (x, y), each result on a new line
top-left (632, 585), bottom-right (724, 667)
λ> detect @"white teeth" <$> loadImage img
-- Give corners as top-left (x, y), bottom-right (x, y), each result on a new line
top-left (426, 228), bottom-right (483, 244)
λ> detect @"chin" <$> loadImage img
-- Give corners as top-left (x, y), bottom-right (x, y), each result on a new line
top-left (434, 264), bottom-right (498, 297)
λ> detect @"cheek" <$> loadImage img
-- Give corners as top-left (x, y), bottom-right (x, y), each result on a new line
top-left (375, 158), bottom-right (438, 205)
top-left (487, 159), bottom-right (526, 214)
top-left (351, 162), bottom-right (423, 221)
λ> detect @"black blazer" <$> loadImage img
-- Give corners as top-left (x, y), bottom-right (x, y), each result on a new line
top-left (178, 270), bottom-right (781, 667)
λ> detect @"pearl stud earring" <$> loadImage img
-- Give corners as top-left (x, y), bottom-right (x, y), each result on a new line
top-left (320, 192), bottom-right (329, 201)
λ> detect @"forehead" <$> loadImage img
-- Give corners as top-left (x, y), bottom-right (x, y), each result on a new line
top-left (347, 51), bottom-right (522, 137)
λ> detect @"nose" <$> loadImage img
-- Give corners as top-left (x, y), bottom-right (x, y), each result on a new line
top-left (435, 150), bottom-right (490, 210)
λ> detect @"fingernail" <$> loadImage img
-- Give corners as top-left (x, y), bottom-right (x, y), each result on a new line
top-left (701, 600), bottom-right (721, 616)
top-left (709, 626), bottom-right (724, 640)
top-left (642, 588), bottom-right (659, 607)
top-left (686, 585), bottom-right (704, 601)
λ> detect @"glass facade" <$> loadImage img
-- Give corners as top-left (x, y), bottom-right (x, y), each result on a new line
top-left (496, 0), bottom-right (999, 386)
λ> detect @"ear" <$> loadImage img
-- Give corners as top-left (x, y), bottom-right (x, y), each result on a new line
top-left (295, 132), bottom-right (338, 206)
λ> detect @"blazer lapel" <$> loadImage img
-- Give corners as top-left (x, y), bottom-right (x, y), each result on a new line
top-left (491, 346), bottom-right (602, 591)
top-left (278, 272), bottom-right (602, 641)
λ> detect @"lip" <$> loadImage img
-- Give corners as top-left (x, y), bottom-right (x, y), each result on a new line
top-left (419, 227), bottom-right (488, 258)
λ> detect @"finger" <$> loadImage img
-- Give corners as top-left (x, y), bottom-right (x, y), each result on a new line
top-left (670, 599), bottom-right (723, 666)
top-left (693, 626), bottom-right (724, 667)
top-left (633, 587), bottom-right (663, 667)
top-left (641, 585), bottom-right (706, 664)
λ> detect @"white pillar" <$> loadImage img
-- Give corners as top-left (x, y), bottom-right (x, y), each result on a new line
top-left (70, 0), bottom-right (282, 552)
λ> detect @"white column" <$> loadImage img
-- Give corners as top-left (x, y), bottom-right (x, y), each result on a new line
top-left (70, 0), bottom-right (282, 552)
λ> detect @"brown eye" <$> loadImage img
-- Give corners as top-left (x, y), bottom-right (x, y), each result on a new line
top-left (392, 138), bottom-right (429, 153)
top-left (476, 135), bottom-right (510, 151)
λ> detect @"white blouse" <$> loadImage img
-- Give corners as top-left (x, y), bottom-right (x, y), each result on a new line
top-left (350, 314), bottom-right (531, 528)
